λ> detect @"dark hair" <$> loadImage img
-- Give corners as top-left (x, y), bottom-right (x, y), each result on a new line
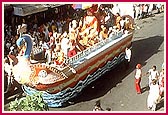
top-left (153, 65), bottom-right (156, 70)
top-left (123, 17), bottom-right (126, 20)
top-left (95, 100), bottom-right (101, 107)
top-left (116, 12), bottom-right (120, 16)
top-left (106, 107), bottom-right (111, 111)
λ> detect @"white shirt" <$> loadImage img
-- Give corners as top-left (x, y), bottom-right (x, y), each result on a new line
top-left (125, 48), bottom-right (131, 62)
top-left (112, 5), bottom-right (120, 15)
top-left (53, 32), bottom-right (57, 39)
top-left (135, 69), bottom-right (142, 79)
top-left (148, 69), bottom-right (159, 80)
top-left (61, 37), bottom-right (69, 56)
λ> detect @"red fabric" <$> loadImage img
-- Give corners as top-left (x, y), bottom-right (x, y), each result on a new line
top-left (136, 64), bottom-right (141, 69)
top-left (135, 78), bottom-right (141, 93)
top-left (159, 77), bottom-right (164, 96)
top-left (55, 60), bottom-right (63, 65)
top-left (161, 78), bottom-right (164, 87)
top-left (49, 32), bottom-right (53, 37)
top-left (91, 4), bottom-right (98, 12)
top-left (68, 49), bottom-right (77, 57)
top-left (84, 16), bottom-right (97, 28)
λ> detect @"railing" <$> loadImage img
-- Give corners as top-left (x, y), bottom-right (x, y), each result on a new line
top-left (68, 30), bottom-right (124, 64)
top-left (32, 46), bottom-right (43, 55)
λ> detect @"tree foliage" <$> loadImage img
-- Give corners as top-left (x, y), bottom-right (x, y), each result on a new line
top-left (9, 92), bottom-right (49, 111)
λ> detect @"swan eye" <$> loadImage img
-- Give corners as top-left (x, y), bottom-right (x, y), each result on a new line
top-left (38, 70), bottom-right (47, 78)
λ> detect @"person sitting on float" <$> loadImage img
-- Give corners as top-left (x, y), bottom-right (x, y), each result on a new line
top-left (68, 20), bottom-right (79, 47)
top-left (69, 20), bottom-right (78, 34)
top-left (60, 31), bottom-right (70, 57)
top-left (68, 39), bottom-right (77, 58)
top-left (79, 28), bottom-right (90, 48)
top-left (114, 12), bottom-right (122, 31)
top-left (68, 19), bottom-right (85, 52)
top-left (99, 25), bottom-right (108, 40)
top-left (120, 17), bottom-right (126, 31)
top-left (87, 31), bottom-right (99, 46)
top-left (80, 9), bottom-right (98, 39)
top-left (54, 49), bottom-right (65, 66)
top-left (124, 17), bottom-right (134, 32)
top-left (49, 36), bottom-right (56, 50)
top-left (79, 9), bottom-right (99, 47)
top-left (107, 27), bottom-right (115, 39)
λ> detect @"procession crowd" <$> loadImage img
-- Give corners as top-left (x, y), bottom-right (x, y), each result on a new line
top-left (4, 3), bottom-right (134, 66)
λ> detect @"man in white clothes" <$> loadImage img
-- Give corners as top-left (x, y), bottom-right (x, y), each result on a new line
top-left (61, 31), bottom-right (69, 57)
top-left (124, 47), bottom-right (131, 69)
top-left (146, 65), bottom-right (159, 87)
top-left (147, 79), bottom-right (160, 111)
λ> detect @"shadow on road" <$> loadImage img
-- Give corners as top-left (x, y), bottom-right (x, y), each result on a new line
top-left (67, 35), bottom-right (164, 106)
top-left (132, 35), bottom-right (164, 68)
top-left (141, 85), bottom-right (150, 94)
top-left (156, 98), bottom-right (164, 111)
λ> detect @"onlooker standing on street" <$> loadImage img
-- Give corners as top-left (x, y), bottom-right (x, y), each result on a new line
top-left (93, 100), bottom-right (104, 111)
top-left (158, 67), bottom-right (164, 97)
top-left (134, 64), bottom-right (142, 94)
top-left (147, 79), bottom-right (160, 111)
top-left (124, 47), bottom-right (131, 69)
top-left (146, 65), bottom-right (159, 88)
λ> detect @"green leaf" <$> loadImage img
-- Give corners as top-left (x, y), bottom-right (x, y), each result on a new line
top-left (8, 92), bottom-right (49, 111)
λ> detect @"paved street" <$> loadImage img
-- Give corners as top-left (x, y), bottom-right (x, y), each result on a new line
top-left (49, 12), bottom-right (165, 112)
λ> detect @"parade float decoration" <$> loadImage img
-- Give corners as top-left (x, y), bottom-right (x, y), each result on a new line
top-left (4, 6), bottom-right (134, 107)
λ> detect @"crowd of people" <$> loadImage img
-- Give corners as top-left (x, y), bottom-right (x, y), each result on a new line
top-left (133, 3), bottom-right (164, 20)
top-left (4, 3), bottom-right (164, 62)
top-left (4, 4), bottom-right (135, 67)
top-left (134, 63), bottom-right (165, 111)
top-left (92, 63), bottom-right (165, 112)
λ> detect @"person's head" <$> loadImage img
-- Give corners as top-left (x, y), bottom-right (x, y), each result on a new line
top-left (162, 68), bottom-right (164, 72)
top-left (49, 32), bottom-right (53, 37)
top-left (116, 12), bottom-right (120, 16)
top-left (94, 100), bottom-right (103, 111)
top-left (4, 57), bottom-right (10, 64)
top-left (152, 65), bottom-right (156, 71)
top-left (95, 100), bottom-right (101, 107)
top-left (72, 20), bottom-right (77, 28)
top-left (87, 9), bottom-right (93, 16)
top-left (136, 64), bottom-right (141, 69)
top-left (122, 17), bottom-right (126, 20)
top-left (106, 107), bottom-right (111, 111)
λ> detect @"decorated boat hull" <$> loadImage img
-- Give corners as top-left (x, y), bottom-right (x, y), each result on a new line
top-left (22, 32), bottom-right (133, 107)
